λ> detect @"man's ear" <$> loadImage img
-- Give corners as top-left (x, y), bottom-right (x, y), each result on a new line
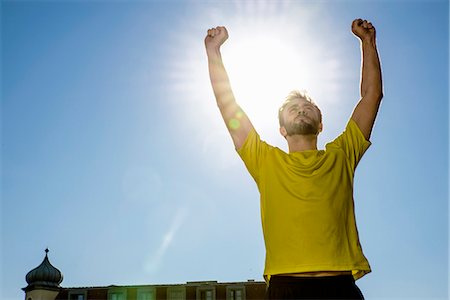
top-left (280, 126), bottom-right (287, 138)
top-left (318, 122), bottom-right (323, 133)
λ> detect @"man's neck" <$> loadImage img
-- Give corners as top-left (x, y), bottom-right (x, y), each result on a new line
top-left (286, 134), bottom-right (318, 152)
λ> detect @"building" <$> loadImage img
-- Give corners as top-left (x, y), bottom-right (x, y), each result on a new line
top-left (23, 250), bottom-right (267, 300)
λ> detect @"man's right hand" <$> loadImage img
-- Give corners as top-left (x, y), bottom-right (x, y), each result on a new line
top-left (205, 26), bottom-right (228, 53)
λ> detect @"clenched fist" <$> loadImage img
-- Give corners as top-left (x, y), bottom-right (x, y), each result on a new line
top-left (205, 26), bottom-right (229, 52)
top-left (352, 19), bottom-right (376, 42)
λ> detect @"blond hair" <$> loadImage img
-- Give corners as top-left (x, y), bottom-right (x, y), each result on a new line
top-left (278, 90), bottom-right (322, 126)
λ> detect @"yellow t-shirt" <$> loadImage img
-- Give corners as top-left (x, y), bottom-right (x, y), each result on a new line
top-left (237, 119), bottom-right (371, 282)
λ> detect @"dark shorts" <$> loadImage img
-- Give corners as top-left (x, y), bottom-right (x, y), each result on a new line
top-left (265, 275), bottom-right (365, 300)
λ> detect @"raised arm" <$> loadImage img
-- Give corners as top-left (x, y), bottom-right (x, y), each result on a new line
top-left (350, 19), bottom-right (383, 140)
top-left (205, 26), bottom-right (254, 149)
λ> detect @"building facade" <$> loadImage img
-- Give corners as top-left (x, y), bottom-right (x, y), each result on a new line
top-left (23, 250), bottom-right (267, 300)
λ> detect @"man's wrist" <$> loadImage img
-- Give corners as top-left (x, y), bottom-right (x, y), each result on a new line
top-left (361, 37), bottom-right (376, 48)
top-left (206, 46), bottom-right (221, 58)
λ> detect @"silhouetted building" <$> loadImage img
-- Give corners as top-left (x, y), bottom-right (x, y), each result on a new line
top-left (23, 250), bottom-right (266, 300)
top-left (23, 249), bottom-right (64, 300)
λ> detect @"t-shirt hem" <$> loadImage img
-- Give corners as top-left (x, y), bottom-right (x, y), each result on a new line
top-left (236, 127), bottom-right (257, 153)
top-left (349, 118), bottom-right (372, 145)
top-left (263, 264), bottom-right (371, 283)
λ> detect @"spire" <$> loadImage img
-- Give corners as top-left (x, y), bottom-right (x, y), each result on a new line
top-left (23, 249), bottom-right (63, 292)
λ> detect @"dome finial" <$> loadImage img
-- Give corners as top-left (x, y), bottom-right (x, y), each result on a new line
top-left (24, 249), bottom-right (63, 291)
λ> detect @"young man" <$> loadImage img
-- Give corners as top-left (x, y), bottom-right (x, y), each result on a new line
top-left (205, 19), bottom-right (383, 300)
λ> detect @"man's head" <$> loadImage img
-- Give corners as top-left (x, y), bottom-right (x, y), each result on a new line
top-left (278, 90), bottom-right (323, 138)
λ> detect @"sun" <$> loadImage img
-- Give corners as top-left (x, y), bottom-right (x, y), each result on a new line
top-left (221, 9), bottom-right (341, 146)
top-left (224, 31), bottom-right (315, 139)
top-left (166, 2), bottom-right (347, 163)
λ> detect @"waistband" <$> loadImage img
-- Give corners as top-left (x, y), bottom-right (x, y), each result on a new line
top-left (269, 275), bottom-right (355, 284)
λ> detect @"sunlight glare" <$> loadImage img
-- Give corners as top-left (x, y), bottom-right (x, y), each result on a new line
top-left (167, 1), bottom-right (348, 162)
top-left (225, 33), bottom-right (312, 134)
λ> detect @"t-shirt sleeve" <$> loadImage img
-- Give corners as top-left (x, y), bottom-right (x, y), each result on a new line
top-left (236, 128), bottom-right (270, 183)
top-left (329, 119), bottom-right (371, 169)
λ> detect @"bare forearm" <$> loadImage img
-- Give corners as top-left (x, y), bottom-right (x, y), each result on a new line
top-left (204, 26), bottom-right (253, 149)
top-left (360, 39), bottom-right (383, 98)
top-left (350, 18), bottom-right (383, 140)
top-left (207, 49), bottom-right (237, 110)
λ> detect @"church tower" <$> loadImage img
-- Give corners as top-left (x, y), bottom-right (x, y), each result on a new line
top-left (23, 249), bottom-right (63, 300)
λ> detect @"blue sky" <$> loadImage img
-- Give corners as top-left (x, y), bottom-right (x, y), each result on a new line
top-left (1, 1), bottom-right (448, 300)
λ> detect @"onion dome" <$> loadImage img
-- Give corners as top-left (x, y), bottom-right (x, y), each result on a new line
top-left (23, 249), bottom-right (63, 291)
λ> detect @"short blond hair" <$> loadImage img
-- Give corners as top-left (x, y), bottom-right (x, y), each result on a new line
top-left (278, 90), bottom-right (322, 126)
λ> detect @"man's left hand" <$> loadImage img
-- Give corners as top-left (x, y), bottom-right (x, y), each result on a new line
top-left (352, 19), bottom-right (376, 41)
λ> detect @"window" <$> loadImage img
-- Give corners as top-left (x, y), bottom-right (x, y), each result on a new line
top-left (201, 290), bottom-right (212, 300)
top-left (111, 293), bottom-right (125, 300)
top-left (197, 288), bottom-right (215, 300)
top-left (230, 290), bottom-right (242, 300)
top-left (137, 287), bottom-right (156, 300)
top-left (226, 286), bottom-right (245, 300)
top-left (69, 291), bottom-right (87, 300)
top-left (108, 288), bottom-right (127, 300)
top-left (167, 287), bottom-right (186, 300)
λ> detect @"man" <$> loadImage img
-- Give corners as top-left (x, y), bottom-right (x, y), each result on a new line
top-left (205, 19), bottom-right (382, 300)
